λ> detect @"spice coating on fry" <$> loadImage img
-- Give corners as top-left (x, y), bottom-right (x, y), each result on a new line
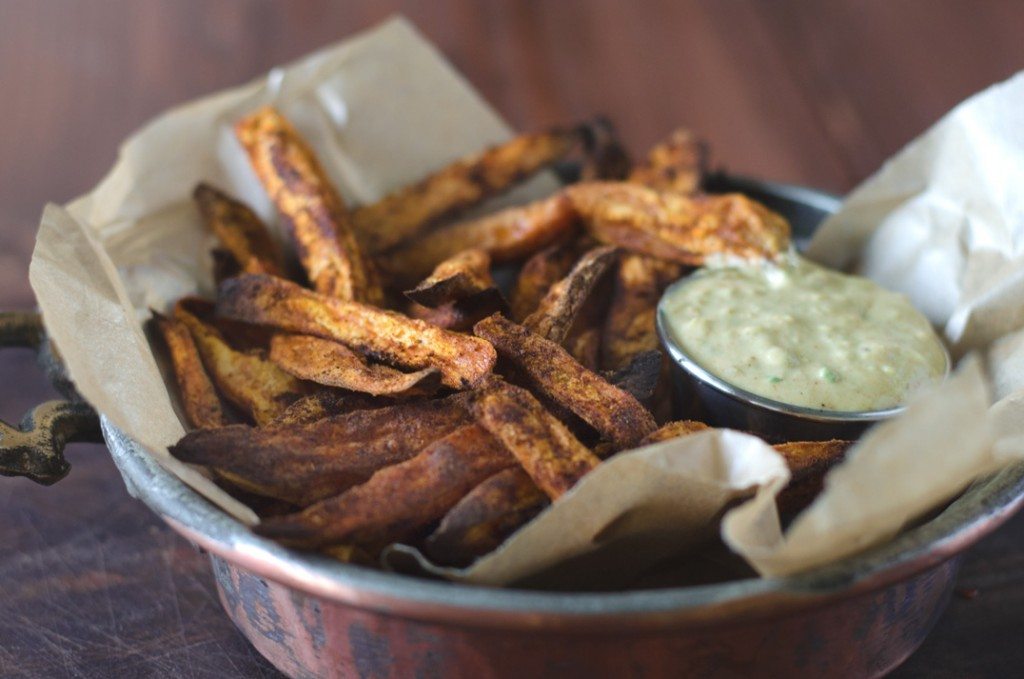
top-left (217, 274), bottom-right (496, 389)
top-left (509, 240), bottom-right (584, 322)
top-left (475, 314), bottom-right (657, 449)
top-left (153, 312), bottom-right (228, 429)
top-left (628, 128), bottom-right (706, 195)
top-left (235, 107), bottom-right (381, 304)
top-left (602, 254), bottom-right (682, 371)
top-left (404, 248), bottom-right (496, 308)
top-left (524, 245), bottom-right (618, 345)
top-left (354, 127), bottom-right (581, 252)
top-left (193, 183), bottom-right (284, 276)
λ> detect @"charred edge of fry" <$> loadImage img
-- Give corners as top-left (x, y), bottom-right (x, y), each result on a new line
top-left (475, 313), bottom-right (657, 450)
top-left (470, 380), bottom-right (600, 499)
top-left (404, 248), bottom-right (494, 307)
top-left (380, 194), bottom-right (580, 286)
top-left (269, 390), bottom-right (388, 427)
top-left (607, 350), bottom-right (663, 407)
top-left (234, 107), bottom-right (381, 305)
top-left (151, 311), bottom-right (228, 429)
top-left (211, 247), bottom-right (242, 285)
top-left (579, 117), bottom-right (632, 181)
top-left (408, 287), bottom-right (510, 332)
top-left (775, 440), bottom-right (851, 516)
top-left (509, 239), bottom-right (585, 322)
top-left (216, 274), bottom-right (496, 390)
top-left (523, 245), bottom-right (618, 345)
top-left (176, 296), bottom-right (274, 351)
top-left (354, 126), bottom-right (584, 253)
top-left (269, 333), bottom-right (441, 396)
top-left (194, 182), bottom-right (284, 276)
top-left (423, 466), bottom-right (548, 566)
top-left (256, 424), bottom-right (513, 548)
top-left (170, 394), bottom-right (474, 506)
top-left (628, 128), bottom-right (708, 195)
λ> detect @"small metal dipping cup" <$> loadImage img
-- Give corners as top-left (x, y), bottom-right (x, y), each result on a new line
top-left (656, 174), bottom-right (950, 442)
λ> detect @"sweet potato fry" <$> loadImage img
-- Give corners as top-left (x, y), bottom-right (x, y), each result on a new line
top-left (406, 288), bottom-right (509, 332)
top-left (173, 303), bottom-right (305, 425)
top-left (256, 425), bottom-right (513, 548)
top-left (234, 107), bottom-right (381, 304)
top-left (774, 439), bottom-right (851, 514)
top-left (404, 248), bottom-right (495, 307)
top-left (381, 194), bottom-right (578, 285)
top-left (508, 239), bottom-right (583, 322)
top-left (353, 127), bottom-right (581, 252)
top-left (475, 314), bottom-right (656, 449)
top-left (639, 420), bottom-right (711, 445)
top-left (424, 466), bottom-right (547, 566)
top-left (579, 117), bottom-right (632, 181)
top-left (471, 380), bottom-right (600, 499)
top-left (565, 182), bottom-right (790, 264)
top-left (566, 325), bottom-right (602, 371)
top-left (194, 182), bottom-right (284, 276)
top-left (628, 128), bottom-right (706, 195)
top-left (217, 274), bottom-right (496, 389)
top-left (269, 333), bottom-right (440, 396)
top-left (602, 253), bottom-right (683, 371)
top-left (169, 394), bottom-right (473, 506)
top-left (211, 247), bottom-right (241, 285)
top-left (607, 350), bottom-right (664, 408)
top-left (152, 312), bottom-right (228, 429)
top-left (270, 390), bottom-right (385, 427)
top-left (523, 245), bottom-right (618, 345)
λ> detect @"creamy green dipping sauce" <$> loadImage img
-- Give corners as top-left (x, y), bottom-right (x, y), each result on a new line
top-left (662, 255), bottom-right (947, 412)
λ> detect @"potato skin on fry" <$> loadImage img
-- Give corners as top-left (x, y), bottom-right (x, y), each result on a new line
top-left (509, 239), bottom-right (583, 322)
top-left (471, 381), bottom-right (600, 499)
top-left (235, 107), bottom-right (381, 304)
top-left (524, 245), bottom-right (618, 345)
top-left (566, 182), bottom-right (790, 264)
top-left (602, 254), bottom-right (682, 371)
top-left (170, 394), bottom-right (473, 506)
top-left (381, 194), bottom-right (578, 285)
top-left (354, 127), bottom-right (581, 253)
top-left (153, 312), bottom-right (228, 429)
top-left (256, 425), bottom-right (513, 548)
top-left (174, 303), bottom-right (305, 426)
top-left (404, 248), bottom-right (496, 308)
top-left (270, 334), bottom-right (440, 396)
top-left (270, 390), bottom-right (386, 427)
top-left (424, 466), bottom-right (547, 566)
top-left (217, 274), bottom-right (496, 389)
top-left (194, 183), bottom-right (284, 276)
top-left (475, 314), bottom-right (657, 449)
top-left (628, 128), bottom-right (706, 195)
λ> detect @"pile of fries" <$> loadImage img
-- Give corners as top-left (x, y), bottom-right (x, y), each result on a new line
top-left (160, 108), bottom-right (846, 568)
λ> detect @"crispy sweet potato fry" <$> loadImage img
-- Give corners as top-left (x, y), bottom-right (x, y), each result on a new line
top-left (639, 420), bottom-right (711, 445)
top-left (775, 439), bottom-right (851, 514)
top-left (475, 314), bottom-right (656, 449)
top-left (628, 128), bottom-right (706, 195)
top-left (270, 390), bottom-right (385, 427)
top-left (256, 425), bottom-right (513, 548)
top-left (608, 350), bottom-right (664, 408)
top-left (523, 245), bottom-right (618, 345)
top-left (235, 107), bottom-right (381, 304)
top-left (194, 183), bottom-right (284, 276)
top-left (217, 274), bottom-right (496, 389)
top-left (404, 248), bottom-right (495, 307)
top-left (602, 254), bottom-right (683, 370)
top-left (354, 127), bottom-right (582, 252)
top-left (424, 466), bottom-right (547, 566)
top-left (270, 333), bottom-right (440, 396)
top-left (471, 381), bottom-right (600, 499)
top-left (508, 239), bottom-right (583, 322)
top-left (566, 182), bottom-right (790, 264)
top-left (170, 394), bottom-right (473, 506)
top-left (407, 288), bottom-right (509, 332)
top-left (173, 303), bottom-right (305, 426)
top-left (579, 117), bottom-right (632, 181)
top-left (381, 194), bottom-right (578, 285)
top-left (153, 312), bottom-right (228, 429)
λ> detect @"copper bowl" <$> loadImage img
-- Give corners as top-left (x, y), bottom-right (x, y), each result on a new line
top-left (9, 174), bottom-right (1024, 678)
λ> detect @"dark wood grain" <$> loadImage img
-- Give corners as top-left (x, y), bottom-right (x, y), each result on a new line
top-left (1, 1), bottom-right (1023, 677)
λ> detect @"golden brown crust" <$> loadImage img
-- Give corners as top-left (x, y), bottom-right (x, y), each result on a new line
top-left (193, 183), bottom-right (284, 276)
top-left (173, 302), bottom-right (305, 426)
top-left (153, 312), bottom-right (228, 429)
top-left (256, 424), bottom-right (513, 548)
top-left (234, 107), bottom-right (381, 304)
top-left (475, 314), bottom-right (657, 449)
top-left (601, 254), bottom-right (682, 371)
top-left (523, 245), bottom-right (618, 345)
top-left (169, 394), bottom-right (473, 506)
top-left (270, 333), bottom-right (441, 396)
top-left (404, 248), bottom-right (496, 308)
top-left (774, 440), bottom-right (851, 515)
top-left (471, 381), bottom-right (599, 499)
top-left (381, 194), bottom-right (578, 285)
top-left (269, 390), bottom-right (386, 427)
top-left (217, 274), bottom-right (496, 390)
top-left (354, 127), bottom-right (581, 252)
top-left (424, 466), bottom-right (547, 566)
top-left (628, 128), bottom-right (706, 195)
top-left (565, 182), bottom-right (791, 264)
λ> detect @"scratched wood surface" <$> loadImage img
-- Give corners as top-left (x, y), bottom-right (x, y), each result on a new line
top-left (1, 1), bottom-right (1023, 676)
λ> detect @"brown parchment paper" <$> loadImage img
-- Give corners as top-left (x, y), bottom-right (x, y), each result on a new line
top-left (26, 17), bottom-right (1024, 586)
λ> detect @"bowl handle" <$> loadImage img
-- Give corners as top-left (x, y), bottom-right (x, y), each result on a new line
top-left (0, 311), bottom-right (102, 484)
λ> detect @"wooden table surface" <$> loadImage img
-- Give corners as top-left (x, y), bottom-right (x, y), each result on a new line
top-left (2, 2), bottom-right (1023, 676)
